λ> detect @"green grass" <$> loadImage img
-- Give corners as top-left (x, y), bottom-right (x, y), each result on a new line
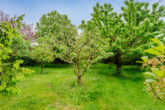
top-left (0, 64), bottom-right (164, 110)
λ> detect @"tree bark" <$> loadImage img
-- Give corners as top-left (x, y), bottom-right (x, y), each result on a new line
top-left (78, 76), bottom-right (82, 85)
top-left (41, 62), bottom-right (44, 73)
top-left (77, 54), bottom-right (82, 85)
top-left (115, 49), bottom-right (122, 75)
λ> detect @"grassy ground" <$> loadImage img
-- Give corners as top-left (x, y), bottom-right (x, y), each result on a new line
top-left (0, 64), bottom-right (164, 110)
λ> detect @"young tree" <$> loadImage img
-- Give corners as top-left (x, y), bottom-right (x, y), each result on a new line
top-left (55, 28), bottom-right (110, 85)
top-left (0, 16), bottom-right (33, 94)
top-left (30, 37), bottom-right (55, 73)
top-left (80, 0), bottom-right (165, 75)
top-left (140, 38), bottom-right (165, 103)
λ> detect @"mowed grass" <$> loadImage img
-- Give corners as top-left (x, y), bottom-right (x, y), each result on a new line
top-left (0, 64), bottom-right (164, 110)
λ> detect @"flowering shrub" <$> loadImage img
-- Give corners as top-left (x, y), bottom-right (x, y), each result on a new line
top-left (140, 38), bottom-right (165, 103)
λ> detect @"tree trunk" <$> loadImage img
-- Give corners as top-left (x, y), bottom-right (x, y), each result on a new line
top-left (41, 62), bottom-right (44, 73)
top-left (115, 49), bottom-right (122, 75)
top-left (77, 63), bottom-right (82, 85)
top-left (77, 55), bottom-right (82, 85)
top-left (78, 76), bottom-right (82, 85)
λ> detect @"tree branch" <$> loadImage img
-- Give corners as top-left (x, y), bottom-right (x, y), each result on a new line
top-left (150, 83), bottom-right (165, 103)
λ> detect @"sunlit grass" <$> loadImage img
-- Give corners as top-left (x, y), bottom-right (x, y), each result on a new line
top-left (0, 64), bottom-right (164, 110)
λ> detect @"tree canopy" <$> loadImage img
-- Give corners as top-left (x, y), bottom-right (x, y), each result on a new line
top-left (80, 0), bottom-right (165, 75)
top-left (36, 10), bottom-right (77, 40)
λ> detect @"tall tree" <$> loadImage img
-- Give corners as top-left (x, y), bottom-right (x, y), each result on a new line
top-left (80, 0), bottom-right (165, 75)
top-left (36, 10), bottom-right (77, 64)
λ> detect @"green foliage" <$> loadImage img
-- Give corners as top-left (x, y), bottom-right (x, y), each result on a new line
top-left (55, 28), bottom-right (110, 85)
top-left (11, 35), bottom-right (31, 58)
top-left (36, 10), bottom-right (77, 72)
top-left (29, 37), bottom-right (55, 73)
top-left (0, 16), bottom-right (33, 94)
top-left (36, 10), bottom-right (110, 84)
top-left (0, 11), bottom-right (35, 59)
top-left (80, 0), bottom-right (165, 73)
top-left (36, 10), bottom-right (77, 40)
top-left (140, 38), bottom-right (165, 103)
top-left (0, 60), bottom-right (33, 94)
top-left (30, 38), bottom-right (55, 63)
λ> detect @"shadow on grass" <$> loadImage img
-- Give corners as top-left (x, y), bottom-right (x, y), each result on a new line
top-left (92, 64), bottom-right (144, 81)
top-left (26, 63), bottom-right (71, 69)
top-left (44, 63), bottom-right (71, 68)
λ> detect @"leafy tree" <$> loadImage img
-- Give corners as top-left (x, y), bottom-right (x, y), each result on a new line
top-left (0, 11), bottom-right (37, 59)
top-left (0, 10), bottom-right (36, 41)
top-left (30, 37), bottom-right (55, 73)
top-left (55, 28), bottom-right (110, 85)
top-left (36, 10), bottom-right (77, 40)
top-left (0, 16), bottom-right (33, 94)
top-left (36, 10), bottom-right (77, 66)
top-left (140, 38), bottom-right (165, 103)
top-left (80, 0), bottom-right (165, 75)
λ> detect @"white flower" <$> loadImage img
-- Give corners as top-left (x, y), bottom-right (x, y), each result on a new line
top-left (31, 42), bottom-right (39, 47)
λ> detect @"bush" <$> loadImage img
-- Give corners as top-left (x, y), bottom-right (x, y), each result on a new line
top-left (140, 38), bottom-right (165, 103)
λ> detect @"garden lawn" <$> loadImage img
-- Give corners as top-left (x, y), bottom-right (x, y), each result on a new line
top-left (0, 64), bottom-right (164, 110)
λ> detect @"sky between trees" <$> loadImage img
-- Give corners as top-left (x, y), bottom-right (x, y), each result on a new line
top-left (0, 0), bottom-right (163, 27)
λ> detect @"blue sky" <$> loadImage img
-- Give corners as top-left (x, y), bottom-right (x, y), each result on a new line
top-left (0, 0), bottom-right (163, 27)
